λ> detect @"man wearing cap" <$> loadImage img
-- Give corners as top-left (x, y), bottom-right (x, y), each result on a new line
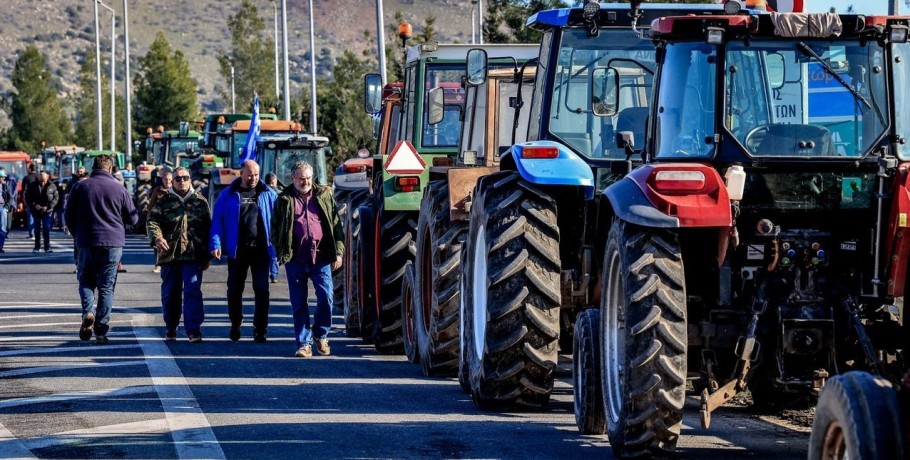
top-left (0, 169), bottom-right (12, 253)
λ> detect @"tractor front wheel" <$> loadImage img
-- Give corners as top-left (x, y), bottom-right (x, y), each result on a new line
top-left (573, 308), bottom-right (605, 435)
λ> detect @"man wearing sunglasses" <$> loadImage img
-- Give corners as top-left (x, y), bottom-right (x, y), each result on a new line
top-left (147, 166), bottom-right (212, 343)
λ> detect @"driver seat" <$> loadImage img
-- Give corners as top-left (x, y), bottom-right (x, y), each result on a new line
top-left (754, 123), bottom-right (835, 156)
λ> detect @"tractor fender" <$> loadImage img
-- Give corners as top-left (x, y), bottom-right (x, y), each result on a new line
top-left (605, 163), bottom-right (732, 228)
top-left (503, 141), bottom-right (595, 200)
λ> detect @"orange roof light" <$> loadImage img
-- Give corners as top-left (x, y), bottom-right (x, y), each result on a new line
top-left (399, 22), bottom-right (412, 41)
top-left (745, 0), bottom-right (768, 11)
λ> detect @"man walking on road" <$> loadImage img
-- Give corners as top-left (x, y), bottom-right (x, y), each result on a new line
top-left (210, 160), bottom-right (277, 343)
top-left (147, 167), bottom-right (212, 343)
top-left (0, 170), bottom-right (12, 253)
top-left (21, 163), bottom-right (37, 238)
top-left (147, 171), bottom-right (173, 274)
top-left (26, 170), bottom-right (58, 253)
top-left (272, 161), bottom-right (343, 358)
top-left (65, 154), bottom-right (139, 344)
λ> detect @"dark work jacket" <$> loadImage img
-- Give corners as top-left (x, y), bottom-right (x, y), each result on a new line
top-left (25, 181), bottom-right (58, 215)
top-left (272, 184), bottom-right (343, 266)
top-left (65, 170), bottom-right (139, 248)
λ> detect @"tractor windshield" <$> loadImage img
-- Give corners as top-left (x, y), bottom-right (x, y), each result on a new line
top-left (656, 39), bottom-right (888, 159)
top-left (166, 138), bottom-right (199, 165)
top-left (545, 28), bottom-right (654, 159)
top-left (260, 146), bottom-right (328, 188)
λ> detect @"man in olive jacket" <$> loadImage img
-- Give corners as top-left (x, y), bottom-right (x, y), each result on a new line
top-left (272, 161), bottom-right (343, 358)
top-left (147, 167), bottom-right (212, 342)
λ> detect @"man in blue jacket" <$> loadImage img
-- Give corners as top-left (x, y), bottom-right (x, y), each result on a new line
top-left (64, 155), bottom-right (139, 344)
top-left (210, 160), bottom-right (278, 342)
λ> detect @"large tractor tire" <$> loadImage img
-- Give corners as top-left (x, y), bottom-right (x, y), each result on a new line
top-left (343, 190), bottom-right (369, 337)
top-left (370, 197), bottom-right (416, 354)
top-left (134, 184), bottom-right (152, 234)
top-left (414, 181), bottom-right (467, 376)
top-left (330, 191), bottom-right (354, 316)
top-left (401, 263), bottom-right (419, 363)
top-left (462, 171), bottom-right (561, 410)
top-left (358, 206), bottom-right (378, 344)
top-left (573, 308), bottom-right (605, 435)
top-left (808, 371), bottom-right (905, 460)
top-left (601, 220), bottom-right (687, 457)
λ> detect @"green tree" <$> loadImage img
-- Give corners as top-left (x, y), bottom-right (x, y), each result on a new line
top-left (385, 11), bottom-right (439, 82)
top-left (73, 50), bottom-right (128, 152)
top-left (133, 32), bottom-right (199, 134)
top-left (485, 0), bottom-right (569, 44)
top-left (5, 45), bottom-right (72, 153)
top-left (218, 0), bottom-right (277, 113)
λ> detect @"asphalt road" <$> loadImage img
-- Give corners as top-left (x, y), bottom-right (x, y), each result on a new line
top-left (0, 229), bottom-right (811, 459)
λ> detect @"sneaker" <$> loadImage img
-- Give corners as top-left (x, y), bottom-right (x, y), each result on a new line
top-left (79, 312), bottom-right (95, 340)
top-left (228, 327), bottom-right (241, 342)
top-left (188, 332), bottom-right (202, 343)
top-left (314, 338), bottom-right (331, 356)
top-left (165, 329), bottom-right (177, 341)
top-left (45, 249), bottom-right (53, 253)
top-left (153, 266), bottom-right (161, 273)
top-left (32, 249), bottom-right (39, 254)
top-left (270, 278), bottom-right (278, 284)
top-left (95, 335), bottom-right (109, 345)
top-left (295, 345), bottom-right (313, 358)
top-left (253, 332), bottom-right (268, 343)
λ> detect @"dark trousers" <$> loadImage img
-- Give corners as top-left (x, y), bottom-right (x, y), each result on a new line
top-left (161, 262), bottom-right (205, 334)
top-left (33, 212), bottom-right (51, 251)
top-left (226, 246), bottom-right (271, 333)
top-left (76, 246), bottom-right (123, 336)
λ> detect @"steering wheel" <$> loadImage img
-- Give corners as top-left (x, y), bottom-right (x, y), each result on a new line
top-left (743, 124), bottom-right (773, 151)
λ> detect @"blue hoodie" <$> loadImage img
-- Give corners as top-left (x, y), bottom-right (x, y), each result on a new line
top-left (209, 177), bottom-right (277, 259)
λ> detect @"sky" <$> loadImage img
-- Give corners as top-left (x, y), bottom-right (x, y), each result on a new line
top-left (806, 0), bottom-right (891, 14)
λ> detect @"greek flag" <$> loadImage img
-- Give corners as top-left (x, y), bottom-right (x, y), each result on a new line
top-left (240, 94), bottom-right (261, 163)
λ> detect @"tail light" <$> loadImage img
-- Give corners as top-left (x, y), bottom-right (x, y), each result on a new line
top-left (344, 164), bottom-right (366, 173)
top-left (521, 146), bottom-right (559, 159)
top-left (653, 170), bottom-right (706, 192)
top-left (432, 157), bottom-right (454, 167)
top-left (395, 176), bottom-right (420, 192)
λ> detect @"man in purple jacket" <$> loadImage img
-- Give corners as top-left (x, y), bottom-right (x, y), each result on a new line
top-left (64, 155), bottom-right (139, 344)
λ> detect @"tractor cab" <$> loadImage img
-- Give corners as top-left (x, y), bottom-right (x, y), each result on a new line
top-left (257, 133), bottom-right (330, 189)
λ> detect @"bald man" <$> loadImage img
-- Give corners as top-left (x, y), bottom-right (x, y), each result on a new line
top-left (210, 160), bottom-right (278, 343)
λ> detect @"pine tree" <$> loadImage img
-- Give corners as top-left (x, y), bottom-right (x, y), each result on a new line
top-left (485, 0), bottom-right (569, 44)
top-left (218, 0), bottom-right (277, 113)
top-left (73, 50), bottom-right (128, 152)
top-left (6, 45), bottom-right (72, 153)
top-left (133, 32), bottom-right (199, 134)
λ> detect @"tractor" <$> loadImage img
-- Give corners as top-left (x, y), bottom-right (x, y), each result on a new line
top-left (458, 1), bottom-right (731, 417)
top-left (581, 2), bottom-right (910, 457)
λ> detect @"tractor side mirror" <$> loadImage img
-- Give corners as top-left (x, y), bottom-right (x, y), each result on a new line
top-left (427, 87), bottom-right (445, 125)
top-left (466, 48), bottom-right (488, 86)
top-left (364, 73), bottom-right (383, 114)
top-left (592, 67), bottom-right (619, 117)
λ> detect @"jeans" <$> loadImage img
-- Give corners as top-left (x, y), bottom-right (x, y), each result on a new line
top-left (25, 206), bottom-right (33, 236)
top-left (160, 262), bottom-right (205, 334)
top-left (285, 259), bottom-right (333, 347)
top-left (33, 212), bottom-right (51, 251)
top-left (0, 208), bottom-right (7, 250)
top-left (226, 246), bottom-right (271, 333)
top-left (76, 246), bottom-right (123, 336)
top-left (269, 257), bottom-right (279, 281)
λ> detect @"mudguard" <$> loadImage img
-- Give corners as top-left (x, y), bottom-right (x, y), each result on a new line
top-left (508, 141), bottom-right (595, 200)
top-left (605, 163), bottom-right (732, 228)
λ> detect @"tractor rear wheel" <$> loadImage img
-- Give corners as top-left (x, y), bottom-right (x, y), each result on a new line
top-left (808, 371), bottom-right (905, 460)
top-left (415, 181), bottom-right (466, 376)
top-left (573, 308), bottom-right (605, 435)
top-left (462, 171), bottom-right (560, 409)
top-left (343, 190), bottom-right (369, 337)
top-left (401, 263), bottom-right (419, 363)
top-left (601, 220), bottom-right (687, 457)
top-left (371, 199), bottom-right (416, 354)
top-left (358, 206), bottom-right (377, 344)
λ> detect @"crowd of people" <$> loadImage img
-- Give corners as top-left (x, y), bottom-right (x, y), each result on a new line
top-left (2, 156), bottom-right (343, 358)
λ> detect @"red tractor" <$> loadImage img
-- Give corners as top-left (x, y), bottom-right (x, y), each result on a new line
top-left (595, 3), bottom-right (910, 456)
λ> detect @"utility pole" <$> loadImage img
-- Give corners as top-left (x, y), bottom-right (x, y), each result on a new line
top-left (375, 0), bottom-right (387, 84)
top-left (231, 66), bottom-right (236, 113)
top-left (123, 0), bottom-right (132, 159)
top-left (98, 1), bottom-right (116, 152)
top-left (93, 0), bottom-right (103, 150)
top-left (308, 0), bottom-right (317, 134)
top-left (478, 0), bottom-right (484, 45)
top-left (281, 0), bottom-right (291, 120)
top-left (273, 1), bottom-right (280, 101)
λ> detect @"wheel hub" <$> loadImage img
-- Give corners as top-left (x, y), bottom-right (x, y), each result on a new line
top-left (472, 225), bottom-right (488, 361)
top-left (604, 249), bottom-right (625, 424)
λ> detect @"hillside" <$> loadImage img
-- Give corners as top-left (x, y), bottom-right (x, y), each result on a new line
top-left (0, 0), bottom-right (476, 123)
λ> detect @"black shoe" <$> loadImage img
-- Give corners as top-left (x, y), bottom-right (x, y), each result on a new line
top-left (95, 335), bottom-right (109, 345)
top-left (188, 332), bottom-right (202, 343)
top-left (0, 249), bottom-right (5, 253)
top-left (79, 312), bottom-right (95, 340)
top-left (165, 329), bottom-right (177, 341)
top-left (229, 327), bottom-right (241, 342)
top-left (253, 332), bottom-right (267, 343)
top-left (45, 249), bottom-right (53, 253)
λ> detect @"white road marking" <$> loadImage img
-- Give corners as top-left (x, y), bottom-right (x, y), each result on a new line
top-left (0, 322), bottom-right (119, 330)
top-left (0, 343), bottom-right (139, 357)
top-left (0, 421), bottom-right (36, 459)
top-left (132, 320), bottom-right (226, 460)
top-left (0, 360), bottom-right (145, 378)
top-left (0, 386), bottom-right (155, 410)
top-left (0, 314), bottom-right (75, 321)
top-left (20, 418), bottom-right (171, 451)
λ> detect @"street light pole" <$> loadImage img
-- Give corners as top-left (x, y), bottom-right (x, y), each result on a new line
top-left (375, 0), bottom-right (387, 84)
top-left (98, 1), bottom-right (116, 152)
top-left (478, 0), bottom-right (484, 45)
top-left (93, 0), bottom-right (103, 150)
top-left (308, 0), bottom-right (317, 134)
top-left (281, 0), bottom-right (290, 120)
top-left (273, 2), bottom-right (280, 101)
top-left (123, 0), bottom-right (132, 159)
top-left (230, 66), bottom-right (236, 113)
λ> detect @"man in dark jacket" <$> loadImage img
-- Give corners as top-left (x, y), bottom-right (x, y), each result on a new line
top-left (21, 163), bottom-right (37, 238)
top-left (272, 161), bottom-right (343, 358)
top-left (147, 166), bottom-right (212, 343)
top-left (210, 160), bottom-right (278, 343)
top-left (65, 155), bottom-right (139, 344)
top-left (26, 170), bottom-right (58, 253)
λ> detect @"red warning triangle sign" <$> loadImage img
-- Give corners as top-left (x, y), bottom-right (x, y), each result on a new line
top-left (384, 140), bottom-right (427, 175)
